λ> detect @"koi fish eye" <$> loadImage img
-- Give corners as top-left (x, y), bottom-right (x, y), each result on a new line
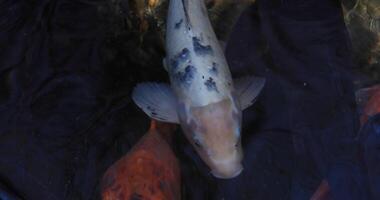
top-left (194, 138), bottom-right (202, 148)
top-left (234, 127), bottom-right (241, 148)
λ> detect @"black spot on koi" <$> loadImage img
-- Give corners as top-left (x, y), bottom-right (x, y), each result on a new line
top-left (175, 65), bottom-right (197, 87)
top-left (170, 48), bottom-right (190, 69)
top-left (204, 77), bottom-right (218, 92)
top-left (174, 19), bottom-right (183, 29)
top-left (192, 37), bottom-right (213, 56)
top-left (131, 193), bottom-right (143, 200)
top-left (209, 62), bottom-right (218, 76)
top-left (147, 106), bottom-right (155, 112)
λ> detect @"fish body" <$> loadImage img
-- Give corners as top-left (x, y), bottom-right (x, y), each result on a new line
top-left (165, 0), bottom-right (234, 106)
top-left (133, 0), bottom-right (265, 179)
top-left (101, 120), bottom-right (180, 200)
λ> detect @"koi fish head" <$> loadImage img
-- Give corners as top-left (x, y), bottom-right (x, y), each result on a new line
top-left (178, 97), bottom-right (243, 179)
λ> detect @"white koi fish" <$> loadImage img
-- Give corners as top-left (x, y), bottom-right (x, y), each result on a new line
top-left (132, 0), bottom-right (265, 179)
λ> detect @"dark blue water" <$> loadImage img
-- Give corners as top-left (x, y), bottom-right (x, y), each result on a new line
top-left (0, 0), bottom-right (377, 199)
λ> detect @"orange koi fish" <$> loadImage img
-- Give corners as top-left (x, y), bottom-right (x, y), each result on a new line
top-left (101, 120), bottom-right (180, 200)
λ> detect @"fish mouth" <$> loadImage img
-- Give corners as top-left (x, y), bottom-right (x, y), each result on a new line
top-left (211, 164), bottom-right (243, 179)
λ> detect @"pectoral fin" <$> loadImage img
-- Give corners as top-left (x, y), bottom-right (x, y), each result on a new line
top-left (235, 76), bottom-right (266, 110)
top-left (132, 82), bottom-right (179, 123)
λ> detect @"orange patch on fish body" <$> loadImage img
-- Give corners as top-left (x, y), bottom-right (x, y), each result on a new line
top-left (184, 98), bottom-right (243, 178)
top-left (191, 98), bottom-right (238, 160)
